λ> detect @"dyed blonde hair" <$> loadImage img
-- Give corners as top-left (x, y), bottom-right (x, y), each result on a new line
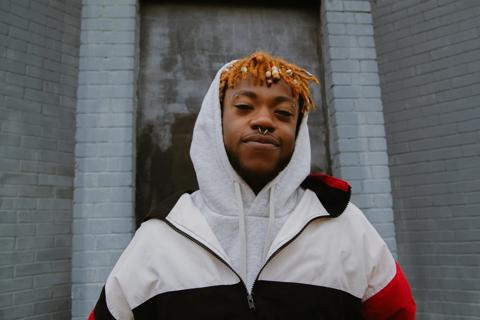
top-left (219, 51), bottom-right (320, 113)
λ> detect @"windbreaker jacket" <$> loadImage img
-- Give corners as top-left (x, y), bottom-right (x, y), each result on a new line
top-left (89, 173), bottom-right (416, 320)
top-left (89, 60), bottom-right (415, 319)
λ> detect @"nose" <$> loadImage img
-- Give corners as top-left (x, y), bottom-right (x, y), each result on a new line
top-left (250, 108), bottom-right (274, 132)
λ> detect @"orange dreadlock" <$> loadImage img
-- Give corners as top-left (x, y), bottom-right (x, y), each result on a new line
top-left (219, 51), bottom-right (320, 113)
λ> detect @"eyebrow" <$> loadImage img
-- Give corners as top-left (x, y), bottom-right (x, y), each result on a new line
top-left (233, 90), bottom-right (257, 100)
top-left (233, 90), bottom-right (295, 106)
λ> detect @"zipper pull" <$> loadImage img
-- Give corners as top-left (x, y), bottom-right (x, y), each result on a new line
top-left (247, 294), bottom-right (255, 310)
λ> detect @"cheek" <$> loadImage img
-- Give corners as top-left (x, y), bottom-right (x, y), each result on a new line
top-left (222, 117), bottom-right (236, 149)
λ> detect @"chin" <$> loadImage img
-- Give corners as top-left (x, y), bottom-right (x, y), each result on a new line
top-left (238, 160), bottom-right (280, 181)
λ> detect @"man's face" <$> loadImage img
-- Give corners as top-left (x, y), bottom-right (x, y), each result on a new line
top-left (222, 77), bottom-right (299, 191)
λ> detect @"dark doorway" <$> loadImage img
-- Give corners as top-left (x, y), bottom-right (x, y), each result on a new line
top-left (136, 0), bottom-right (328, 226)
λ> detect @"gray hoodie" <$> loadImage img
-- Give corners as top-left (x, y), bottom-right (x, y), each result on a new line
top-left (189, 62), bottom-right (312, 291)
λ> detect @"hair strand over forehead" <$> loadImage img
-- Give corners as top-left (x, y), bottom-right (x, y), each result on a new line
top-left (219, 51), bottom-right (320, 113)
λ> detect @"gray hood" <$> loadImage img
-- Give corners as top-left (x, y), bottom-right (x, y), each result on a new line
top-left (190, 61), bottom-right (311, 220)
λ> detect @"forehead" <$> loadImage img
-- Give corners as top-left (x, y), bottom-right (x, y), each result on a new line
top-left (226, 77), bottom-right (294, 100)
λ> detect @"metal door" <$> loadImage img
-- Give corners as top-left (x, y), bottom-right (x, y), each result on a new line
top-left (136, 0), bottom-right (328, 225)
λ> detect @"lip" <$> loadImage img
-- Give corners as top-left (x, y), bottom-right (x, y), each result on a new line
top-left (242, 134), bottom-right (280, 147)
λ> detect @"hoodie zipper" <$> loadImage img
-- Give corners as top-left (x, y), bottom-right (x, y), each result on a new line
top-left (249, 215), bottom-right (330, 301)
top-left (164, 214), bottom-right (330, 313)
top-left (163, 219), bottom-right (256, 311)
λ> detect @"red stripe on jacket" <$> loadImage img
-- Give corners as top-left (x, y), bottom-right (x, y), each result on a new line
top-left (362, 262), bottom-right (416, 319)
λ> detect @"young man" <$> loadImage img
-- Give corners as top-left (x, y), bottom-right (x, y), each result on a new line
top-left (89, 52), bottom-right (416, 319)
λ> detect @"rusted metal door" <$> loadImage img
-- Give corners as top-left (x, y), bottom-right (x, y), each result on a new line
top-left (136, 0), bottom-right (328, 225)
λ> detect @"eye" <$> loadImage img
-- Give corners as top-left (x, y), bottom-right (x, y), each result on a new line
top-left (276, 110), bottom-right (293, 117)
top-left (234, 104), bottom-right (253, 111)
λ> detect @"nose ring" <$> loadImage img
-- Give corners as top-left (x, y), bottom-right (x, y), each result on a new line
top-left (258, 127), bottom-right (269, 135)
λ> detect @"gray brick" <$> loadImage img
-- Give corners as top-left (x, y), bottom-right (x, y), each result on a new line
top-left (0, 304), bottom-right (33, 319)
top-left (79, 43), bottom-right (135, 58)
top-left (0, 211), bottom-right (17, 223)
top-left (103, 5), bottom-right (136, 18)
top-left (361, 86), bottom-right (381, 98)
top-left (357, 36), bottom-right (375, 47)
top-left (0, 224), bottom-right (35, 237)
top-left (37, 199), bottom-right (71, 210)
top-left (0, 34), bottom-right (27, 53)
top-left (73, 202), bottom-right (132, 219)
top-left (362, 179), bottom-right (392, 193)
top-left (326, 23), bottom-right (347, 35)
top-left (76, 172), bottom-right (132, 188)
top-left (350, 47), bottom-right (377, 59)
top-left (0, 293), bottom-right (13, 308)
top-left (355, 12), bottom-right (373, 24)
top-left (75, 142), bottom-right (133, 158)
top-left (0, 239), bottom-right (15, 251)
top-left (33, 272), bottom-right (70, 288)
top-left (347, 23), bottom-right (374, 35)
top-left (2, 121), bottom-right (44, 137)
top-left (71, 267), bottom-right (110, 284)
top-left (343, 1), bottom-right (371, 13)
top-left (0, 251), bottom-right (34, 266)
top-left (36, 223), bottom-right (71, 236)
top-left (0, 11), bottom-right (29, 30)
top-left (323, 0), bottom-right (343, 12)
top-left (0, 265), bottom-right (13, 281)
top-left (13, 288), bottom-right (52, 305)
top-left (338, 166), bottom-right (372, 179)
top-left (0, 199), bottom-right (16, 210)
top-left (71, 297), bottom-right (98, 319)
top-left (331, 99), bottom-right (355, 112)
top-left (326, 11), bottom-right (355, 23)
top-left (95, 234), bottom-right (131, 250)
top-left (38, 174), bottom-right (72, 187)
top-left (52, 284), bottom-right (71, 298)
top-left (327, 35), bottom-right (358, 48)
top-left (0, 278), bottom-right (33, 294)
top-left (54, 235), bottom-right (72, 247)
top-left (76, 113), bottom-right (133, 128)
top-left (16, 237), bottom-right (55, 250)
top-left (72, 235), bottom-right (95, 252)
top-left (0, 159), bottom-right (20, 172)
top-left (72, 251), bottom-right (121, 268)
top-left (76, 98), bottom-right (134, 114)
top-left (0, 185), bottom-right (16, 196)
top-left (34, 298), bottom-right (70, 314)
top-left (330, 60), bottom-right (360, 72)
top-left (17, 186), bottom-right (55, 198)
top-left (360, 60), bottom-right (379, 72)
top-left (4, 96), bottom-right (42, 113)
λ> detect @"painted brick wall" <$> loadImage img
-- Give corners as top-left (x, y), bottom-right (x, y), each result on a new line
top-left (322, 0), bottom-right (397, 253)
top-left (72, 0), bottom-right (138, 319)
top-left (0, 0), bottom-right (81, 319)
top-left (372, 0), bottom-right (480, 318)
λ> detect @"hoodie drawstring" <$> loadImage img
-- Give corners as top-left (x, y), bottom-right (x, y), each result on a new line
top-left (234, 182), bottom-right (247, 283)
top-left (263, 187), bottom-right (275, 261)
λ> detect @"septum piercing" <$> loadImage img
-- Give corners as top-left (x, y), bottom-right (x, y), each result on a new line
top-left (258, 127), bottom-right (269, 135)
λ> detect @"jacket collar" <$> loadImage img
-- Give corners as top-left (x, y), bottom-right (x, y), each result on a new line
top-left (143, 173), bottom-right (351, 222)
top-left (300, 173), bottom-right (351, 217)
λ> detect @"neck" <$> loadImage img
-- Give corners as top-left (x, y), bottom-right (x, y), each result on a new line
top-left (242, 172), bottom-right (274, 195)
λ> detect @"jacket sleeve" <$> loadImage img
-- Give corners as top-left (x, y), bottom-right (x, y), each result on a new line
top-left (362, 262), bottom-right (416, 319)
top-left (87, 283), bottom-right (133, 320)
top-left (349, 204), bottom-right (416, 319)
